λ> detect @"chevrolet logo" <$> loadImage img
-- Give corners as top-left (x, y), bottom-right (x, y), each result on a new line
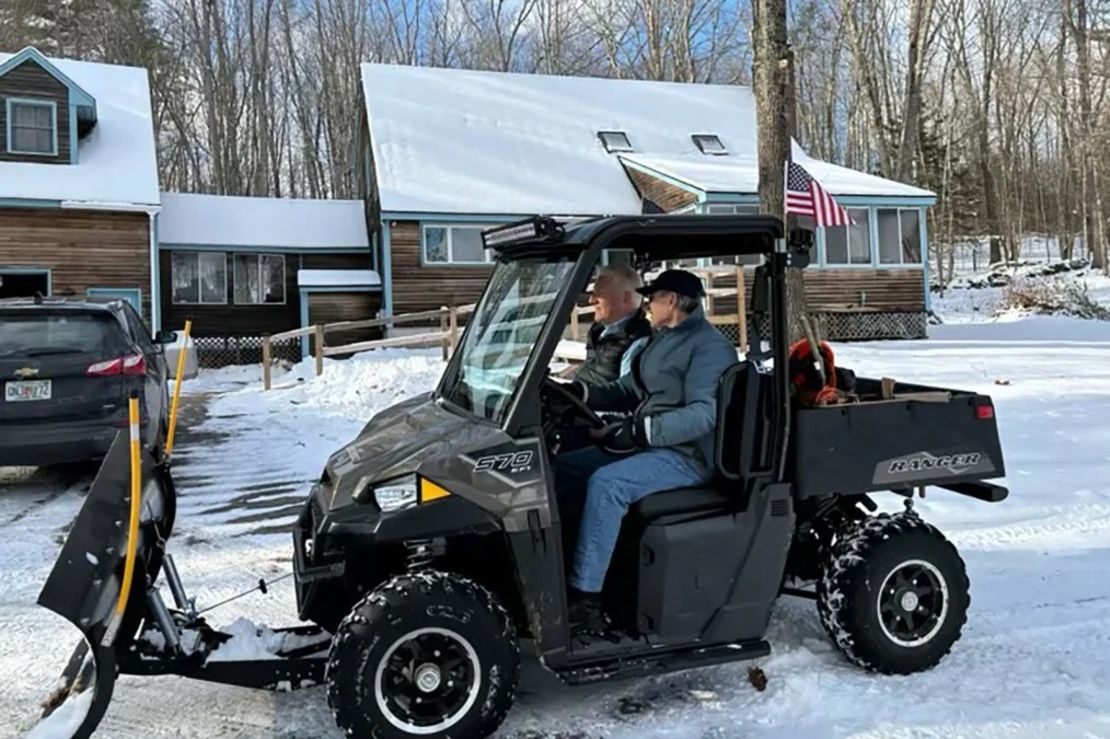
top-left (13, 367), bottom-right (39, 379)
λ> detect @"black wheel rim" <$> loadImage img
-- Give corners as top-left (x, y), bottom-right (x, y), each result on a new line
top-left (374, 627), bottom-right (480, 733)
top-left (877, 559), bottom-right (949, 647)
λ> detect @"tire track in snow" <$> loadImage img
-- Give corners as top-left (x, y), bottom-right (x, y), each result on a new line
top-left (171, 393), bottom-right (319, 537)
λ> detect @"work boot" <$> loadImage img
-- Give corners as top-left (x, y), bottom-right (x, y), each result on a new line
top-left (567, 588), bottom-right (609, 635)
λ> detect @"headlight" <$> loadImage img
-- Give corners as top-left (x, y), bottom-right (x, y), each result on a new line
top-left (360, 474), bottom-right (418, 512)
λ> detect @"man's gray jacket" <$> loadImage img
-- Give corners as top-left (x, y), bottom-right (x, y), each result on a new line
top-left (583, 307), bottom-right (738, 472)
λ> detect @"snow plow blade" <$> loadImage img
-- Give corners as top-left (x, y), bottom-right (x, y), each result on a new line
top-left (34, 431), bottom-right (176, 739)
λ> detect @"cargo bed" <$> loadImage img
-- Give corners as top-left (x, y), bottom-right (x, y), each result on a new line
top-left (792, 378), bottom-right (1006, 498)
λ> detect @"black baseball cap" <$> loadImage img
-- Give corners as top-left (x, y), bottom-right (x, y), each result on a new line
top-left (636, 269), bottom-right (705, 300)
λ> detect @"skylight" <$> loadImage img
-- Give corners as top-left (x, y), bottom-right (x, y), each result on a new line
top-left (692, 134), bottom-right (727, 155)
top-left (598, 131), bottom-right (633, 153)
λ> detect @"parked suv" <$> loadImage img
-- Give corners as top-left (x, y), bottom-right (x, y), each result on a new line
top-left (0, 297), bottom-right (172, 466)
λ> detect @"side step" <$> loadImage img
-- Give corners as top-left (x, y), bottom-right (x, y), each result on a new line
top-left (556, 639), bottom-right (770, 685)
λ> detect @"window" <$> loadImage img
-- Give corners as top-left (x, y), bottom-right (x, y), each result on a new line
top-left (234, 254), bottom-right (286, 304)
top-left (876, 208), bottom-right (923, 264)
top-left (602, 249), bottom-right (635, 267)
top-left (171, 251), bottom-right (227, 304)
top-left (7, 98), bottom-right (57, 155)
top-left (423, 225), bottom-right (496, 264)
top-left (705, 204), bottom-right (759, 215)
top-left (825, 208), bottom-right (872, 265)
top-left (692, 134), bottom-right (727, 155)
top-left (598, 131), bottom-right (633, 153)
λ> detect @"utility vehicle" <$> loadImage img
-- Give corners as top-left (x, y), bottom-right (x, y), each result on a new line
top-left (37, 215), bottom-right (1007, 739)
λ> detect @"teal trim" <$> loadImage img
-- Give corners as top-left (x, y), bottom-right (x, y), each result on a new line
top-left (6, 98), bottom-right (58, 156)
top-left (68, 102), bottom-right (77, 164)
top-left (701, 193), bottom-right (760, 204)
top-left (87, 287), bottom-right (142, 311)
top-left (299, 289), bottom-right (311, 358)
top-left (158, 242), bottom-right (367, 254)
top-left (617, 158), bottom-right (705, 198)
top-left (869, 206), bottom-right (881, 268)
top-left (381, 223), bottom-right (393, 316)
top-left (834, 195), bottom-right (936, 207)
top-left (0, 266), bottom-right (51, 294)
top-left (920, 207), bottom-right (931, 312)
top-left (0, 198), bottom-right (60, 208)
top-left (371, 230), bottom-right (379, 273)
top-left (149, 213), bottom-right (160, 330)
top-left (299, 285), bottom-right (380, 293)
top-left (0, 47), bottom-right (96, 109)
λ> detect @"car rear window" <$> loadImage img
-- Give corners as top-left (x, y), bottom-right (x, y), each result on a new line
top-left (0, 312), bottom-right (129, 358)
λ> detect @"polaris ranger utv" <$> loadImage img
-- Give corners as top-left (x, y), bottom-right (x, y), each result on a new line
top-left (37, 214), bottom-right (1007, 739)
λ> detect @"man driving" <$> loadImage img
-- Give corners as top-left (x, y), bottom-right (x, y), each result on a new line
top-left (574, 265), bottom-right (651, 385)
top-left (556, 269), bottom-right (738, 632)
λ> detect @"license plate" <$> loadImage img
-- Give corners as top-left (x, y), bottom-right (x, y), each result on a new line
top-left (5, 380), bottom-right (52, 402)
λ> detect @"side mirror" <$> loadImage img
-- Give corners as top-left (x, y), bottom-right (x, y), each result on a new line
top-left (155, 330), bottom-right (178, 344)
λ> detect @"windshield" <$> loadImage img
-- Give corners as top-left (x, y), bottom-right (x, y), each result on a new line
top-left (440, 254), bottom-right (577, 422)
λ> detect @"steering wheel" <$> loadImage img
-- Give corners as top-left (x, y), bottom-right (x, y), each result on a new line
top-left (542, 377), bottom-right (606, 429)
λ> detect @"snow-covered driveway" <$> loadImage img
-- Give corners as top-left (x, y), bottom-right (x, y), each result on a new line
top-left (3, 328), bottom-right (1110, 738)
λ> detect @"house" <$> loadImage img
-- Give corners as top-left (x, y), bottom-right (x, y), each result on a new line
top-left (0, 47), bottom-right (380, 367)
top-left (357, 64), bottom-right (936, 339)
top-left (157, 193), bottom-right (380, 363)
top-left (0, 48), bottom-right (160, 322)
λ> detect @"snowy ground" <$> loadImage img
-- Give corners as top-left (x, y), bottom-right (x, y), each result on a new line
top-left (3, 325), bottom-right (1110, 738)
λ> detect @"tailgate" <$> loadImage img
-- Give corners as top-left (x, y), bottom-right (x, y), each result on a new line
top-left (0, 310), bottom-right (130, 422)
top-left (793, 389), bottom-right (1005, 498)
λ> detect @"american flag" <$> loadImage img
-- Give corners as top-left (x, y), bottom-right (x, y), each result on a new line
top-left (785, 161), bottom-right (850, 227)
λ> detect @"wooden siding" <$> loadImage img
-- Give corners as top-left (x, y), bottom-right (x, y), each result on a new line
top-left (623, 165), bottom-right (698, 212)
top-left (0, 207), bottom-right (151, 317)
top-left (389, 221), bottom-right (490, 314)
top-left (708, 267), bottom-right (925, 315)
top-left (161, 251), bottom-right (374, 336)
top-left (0, 60), bottom-right (70, 164)
top-left (301, 252), bottom-right (371, 270)
top-left (308, 292), bottom-right (383, 349)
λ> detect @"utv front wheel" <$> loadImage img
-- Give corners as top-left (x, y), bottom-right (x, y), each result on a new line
top-left (326, 571), bottom-right (520, 738)
top-left (817, 512), bottom-right (969, 674)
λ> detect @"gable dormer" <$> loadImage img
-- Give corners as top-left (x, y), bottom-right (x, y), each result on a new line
top-left (0, 47), bottom-right (96, 165)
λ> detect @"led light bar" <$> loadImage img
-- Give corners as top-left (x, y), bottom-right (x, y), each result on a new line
top-left (481, 216), bottom-right (563, 248)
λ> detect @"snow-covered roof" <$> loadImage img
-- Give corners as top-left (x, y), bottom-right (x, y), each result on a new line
top-left (360, 64), bottom-right (934, 216)
top-left (159, 193), bottom-right (370, 249)
top-left (298, 269), bottom-right (381, 288)
top-left (0, 50), bottom-right (159, 207)
top-left (623, 153), bottom-right (934, 198)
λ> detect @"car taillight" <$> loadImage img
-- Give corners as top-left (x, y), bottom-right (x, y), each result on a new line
top-left (86, 358), bottom-right (123, 376)
top-left (86, 354), bottom-right (145, 377)
top-left (122, 354), bottom-right (146, 376)
top-left (976, 404), bottom-right (994, 420)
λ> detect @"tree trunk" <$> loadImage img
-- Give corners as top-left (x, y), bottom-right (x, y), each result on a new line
top-left (752, 0), bottom-right (806, 342)
top-left (1068, 0), bottom-right (1102, 268)
top-left (895, 0), bottom-right (935, 183)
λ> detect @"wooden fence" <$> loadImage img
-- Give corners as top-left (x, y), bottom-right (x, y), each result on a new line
top-left (261, 304), bottom-right (475, 390)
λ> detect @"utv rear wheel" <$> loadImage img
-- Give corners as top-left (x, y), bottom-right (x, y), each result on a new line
top-left (817, 511), bottom-right (969, 674)
top-left (326, 571), bottom-right (520, 738)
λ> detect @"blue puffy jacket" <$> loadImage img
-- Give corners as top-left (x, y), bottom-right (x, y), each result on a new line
top-left (583, 306), bottom-right (738, 472)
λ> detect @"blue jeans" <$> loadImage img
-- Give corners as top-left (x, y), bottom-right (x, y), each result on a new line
top-left (554, 446), bottom-right (711, 592)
